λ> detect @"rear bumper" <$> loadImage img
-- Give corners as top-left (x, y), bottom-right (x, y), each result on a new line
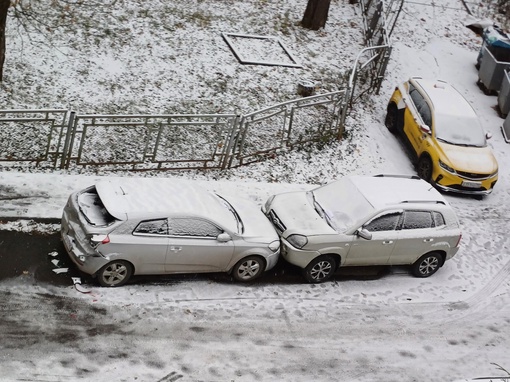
top-left (61, 227), bottom-right (105, 276)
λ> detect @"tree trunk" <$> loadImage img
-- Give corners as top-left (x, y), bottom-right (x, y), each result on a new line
top-left (0, 0), bottom-right (9, 82)
top-left (301, 0), bottom-right (331, 31)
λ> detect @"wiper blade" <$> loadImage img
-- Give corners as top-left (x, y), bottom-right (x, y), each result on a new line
top-left (311, 193), bottom-right (334, 228)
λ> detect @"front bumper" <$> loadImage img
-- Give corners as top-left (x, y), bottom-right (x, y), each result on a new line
top-left (433, 168), bottom-right (497, 196)
top-left (279, 238), bottom-right (320, 269)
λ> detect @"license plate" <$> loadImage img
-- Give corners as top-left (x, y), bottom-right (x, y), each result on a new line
top-left (462, 180), bottom-right (481, 188)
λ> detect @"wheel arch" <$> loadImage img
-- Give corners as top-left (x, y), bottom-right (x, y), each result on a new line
top-left (228, 254), bottom-right (267, 274)
top-left (309, 253), bottom-right (342, 271)
top-left (93, 257), bottom-right (136, 278)
top-left (414, 250), bottom-right (446, 267)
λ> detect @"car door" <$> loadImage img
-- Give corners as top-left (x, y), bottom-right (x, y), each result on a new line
top-left (389, 210), bottom-right (438, 265)
top-left (122, 218), bottom-right (170, 274)
top-left (404, 85), bottom-right (432, 156)
top-left (165, 217), bottom-right (235, 272)
top-left (343, 211), bottom-right (402, 266)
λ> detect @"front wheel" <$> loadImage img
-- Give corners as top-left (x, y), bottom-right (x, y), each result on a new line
top-left (303, 255), bottom-right (337, 283)
top-left (417, 155), bottom-right (433, 183)
top-left (411, 253), bottom-right (442, 278)
top-left (97, 260), bottom-right (133, 287)
top-left (231, 256), bottom-right (265, 282)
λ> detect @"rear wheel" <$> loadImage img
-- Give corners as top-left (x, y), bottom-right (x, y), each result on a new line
top-left (385, 104), bottom-right (398, 134)
top-left (411, 253), bottom-right (442, 278)
top-left (97, 260), bottom-right (133, 287)
top-left (232, 256), bottom-right (265, 282)
top-left (303, 255), bottom-right (337, 283)
top-left (417, 155), bottom-right (433, 182)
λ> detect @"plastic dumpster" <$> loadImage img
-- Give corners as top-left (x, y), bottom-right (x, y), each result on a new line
top-left (476, 25), bottom-right (510, 69)
top-left (502, 112), bottom-right (510, 143)
top-left (498, 69), bottom-right (510, 117)
top-left (477, 45), bottom-right (510, 94)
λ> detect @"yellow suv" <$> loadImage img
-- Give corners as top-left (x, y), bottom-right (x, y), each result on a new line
top-left (385, 77), bottom-right (498, 196)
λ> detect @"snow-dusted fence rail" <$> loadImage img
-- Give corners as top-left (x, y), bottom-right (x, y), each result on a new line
top-left (0, 91), bottom-right (347, 171)
top-left (0, 109), bottom-right (70, 169)
top-left (228, 91), bottom-right (347, 168)
top-left (62, 113), bottom-right (239, 171)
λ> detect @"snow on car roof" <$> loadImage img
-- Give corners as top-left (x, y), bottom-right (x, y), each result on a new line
top-left (94, 178), bottom-right (236, 230)
top-left (349, 175), bottom-right (447, 209)
top-left (412, 77), bottom-right (478, 119)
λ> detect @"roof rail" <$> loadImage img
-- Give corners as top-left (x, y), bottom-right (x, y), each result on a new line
top-left (400, 200), bottom-right (446, 205)
top-left (373, 174), bottom-right (420, 180)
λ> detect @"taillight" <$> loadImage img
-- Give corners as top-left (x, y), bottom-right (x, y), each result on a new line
top-left (455, 233), bottom-right (462, 247)
top-left (90, 234), bottom-right (110, 246)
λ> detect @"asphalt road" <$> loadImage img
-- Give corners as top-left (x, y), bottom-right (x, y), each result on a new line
top-left (0, 225), bottom-right (393, 289)
top-left (0, 229), bottom-right (75, 286)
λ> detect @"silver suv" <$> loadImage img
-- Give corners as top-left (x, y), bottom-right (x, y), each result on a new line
top-left (263, 175), bottom-right (462, 283)
top-left (61, 178), bottom-right (280, 287)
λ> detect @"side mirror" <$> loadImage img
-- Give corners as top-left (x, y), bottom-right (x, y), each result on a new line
top-left (486, 132), bottom-right (492, 140)
top-left (420, 124), bottom-right (431, 134)
top-left (356, 228), bottom-right (372, 240)
top-left (217, 232), bottom-right (231, 242)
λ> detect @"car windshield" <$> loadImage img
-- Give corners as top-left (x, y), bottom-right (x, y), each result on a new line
top-left (434, 114), bottom-right (486, 147)
top-left (311, 179), bottom-right (374, 232)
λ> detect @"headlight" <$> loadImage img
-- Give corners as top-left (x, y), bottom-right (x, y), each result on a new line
top-left (268, 240), bottom-right (280, 252)
top-left (439, 159), bottom-right (455, 174)
top-left (286, 234), bottom-right (308, 249)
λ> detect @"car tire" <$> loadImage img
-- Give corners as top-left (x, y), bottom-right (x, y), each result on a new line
top-left (385, 103), bottom-right (398, 134)
top-left (303, 255), bottom-right (337, 284)
top-left (97, 260), bottom-right (133, 287)
top-left (417, 155), bottom-right (433, 182)
top-left (411, 253), bottom-right (442, 278)
top-left (231, 256), bottom-right (265, 282)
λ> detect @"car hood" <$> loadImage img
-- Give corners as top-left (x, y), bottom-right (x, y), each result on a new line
top-left (223, 195), bottom-right (279, 243)
top-left (438, 142), bottom-right (498, 174)
top-left (269, 191), bottom-right (337, 236)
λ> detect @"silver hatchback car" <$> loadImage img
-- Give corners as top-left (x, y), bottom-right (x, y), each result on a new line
top-left (61, 178), bottom-right (280, 287)
top-left (263, 174), bottom-right (462, 283)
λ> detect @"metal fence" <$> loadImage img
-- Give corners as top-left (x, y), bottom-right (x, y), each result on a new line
top-left (0, 91), bottom-right (347, 171)
top-left (0, 109), bottom-right (70, 168)
top-left (347, 0), bottom-right (393, 105)
top-left (0, 0), bottom-right (395, 172)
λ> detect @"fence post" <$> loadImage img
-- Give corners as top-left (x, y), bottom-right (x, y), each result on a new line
top-left (60, 111), bottom-right (76, 169)
top-left (221, 115), bottom-right (242, 169)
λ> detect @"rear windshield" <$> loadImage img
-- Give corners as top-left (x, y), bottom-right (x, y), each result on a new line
top-left (78, 186), bottom-right (117, 226)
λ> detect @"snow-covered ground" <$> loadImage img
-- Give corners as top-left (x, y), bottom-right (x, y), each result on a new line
top-left (1, 0), bottom-right (510, 381)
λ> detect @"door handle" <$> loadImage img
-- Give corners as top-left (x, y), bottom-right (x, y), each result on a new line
top-left (423, 238), bottom-right (434, 243)
top-left (170, 246), bottom-right (182, 252)
top-left (382, 240), bottom-right (393, 245)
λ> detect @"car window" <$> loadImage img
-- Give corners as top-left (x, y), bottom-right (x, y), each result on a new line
top-left (168, 218), bottom-right (223, 238)
top-left (432, 211), bottom-right (445, 227)
top-left (409, 85), bottom-right (432, 127)
top-left (401, 211), bottom-right (433, 230)
top-left (134, 219), bottom-right (168, 235)
top-left (364, 212), bottom-right (401, 232)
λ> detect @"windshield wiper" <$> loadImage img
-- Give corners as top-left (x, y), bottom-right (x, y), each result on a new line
top-left (437, 137), bottom-right (482, 147)
top-left (310, 192), bottom-right (334, 228)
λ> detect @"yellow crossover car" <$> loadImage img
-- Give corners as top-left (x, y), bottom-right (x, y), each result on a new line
top-left (385, 77), bottom-right (498, 196)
